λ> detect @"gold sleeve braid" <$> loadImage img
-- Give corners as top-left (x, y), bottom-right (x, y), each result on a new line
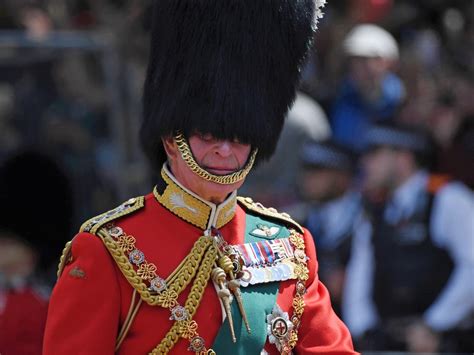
top-left (150, 244), bottom-right (217, 354)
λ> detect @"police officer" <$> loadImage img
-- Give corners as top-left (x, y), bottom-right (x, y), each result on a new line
top-left (299, 140), bottom-right (361, 316)
top-left (342, 123), bottom-right (474, 352)
top-left (43, 1), bottom-right (356, 354)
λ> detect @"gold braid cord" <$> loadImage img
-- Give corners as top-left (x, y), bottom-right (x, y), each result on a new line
top-left (96, 224), bottom-right (307, 354)
top-left (98, 229), bottom-right (158, 304)
top-left (98, 226), bottom-right (217, 354)
top-left (150, 244), bottom-right (218, 354)
top-left (166, 241), bottom-right (214, 297)
top-left (174, 133), bottom-right (257, 185)
top-left (97, 228), bottom-right (213, 306)
top-left (280, 230), bottom-right (309, 355)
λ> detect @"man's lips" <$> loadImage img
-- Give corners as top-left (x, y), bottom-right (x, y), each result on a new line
top-left (204, 166), bottom-right (237, 175)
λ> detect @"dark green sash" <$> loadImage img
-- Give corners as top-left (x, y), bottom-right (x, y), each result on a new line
top-left (212, 214), bottom-right (289, 354)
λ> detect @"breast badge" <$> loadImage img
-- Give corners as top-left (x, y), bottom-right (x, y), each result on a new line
top-left (266, 304), bottom-right (294, 353)
top-left (68, 266), bottom-right (86, 279)
top-left (250, 224), bottom-right (281, 239)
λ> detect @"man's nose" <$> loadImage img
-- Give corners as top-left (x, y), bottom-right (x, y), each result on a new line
top-left (214, 141), bottom-right (233, 157)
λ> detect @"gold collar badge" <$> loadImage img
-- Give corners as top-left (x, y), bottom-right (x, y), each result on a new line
top-left (154, 165), bottom-right (237, 230)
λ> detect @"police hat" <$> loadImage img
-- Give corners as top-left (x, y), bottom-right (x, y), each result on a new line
top-left (364, 122), bottom-right (435, 167)
top-left (301, 140), bottom-right (356, 172)
top-left (140, 0), bottom-right (327, 171)
top-left (365, 123), bottom-right (432, 152)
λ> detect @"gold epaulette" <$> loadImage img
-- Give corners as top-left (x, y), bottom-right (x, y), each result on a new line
top-left (237, 196), bottom-right (304, 234)
top-left (56, 196), bottom-right (145, 279)
top-left (79, 196), bottom-right (145, 235)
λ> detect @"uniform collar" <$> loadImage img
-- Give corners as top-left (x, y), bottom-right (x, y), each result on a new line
top-left (391, 170), bottom-right (428, 211)
top-left (153, 164), bottom-right (237, 230)
top-left (384, 170), bottom-right (428, 223)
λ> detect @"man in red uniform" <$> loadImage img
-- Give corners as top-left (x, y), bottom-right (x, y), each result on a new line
top-left (0, 151), bottom-right (72, 355)
top-left (44, 0), bottom-right (356, 353)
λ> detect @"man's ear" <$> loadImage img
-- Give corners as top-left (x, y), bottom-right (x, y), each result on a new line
top-left (162, 136), bottom-right (178, 162)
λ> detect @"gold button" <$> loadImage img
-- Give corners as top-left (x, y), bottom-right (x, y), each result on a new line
top-left (126, 197), bottom-right (136, 205)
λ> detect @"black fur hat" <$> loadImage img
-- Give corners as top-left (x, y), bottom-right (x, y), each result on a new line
top-left (0, 150), bottom-right (73, 271)
top-left (140, 0), bottom-right (320, 171)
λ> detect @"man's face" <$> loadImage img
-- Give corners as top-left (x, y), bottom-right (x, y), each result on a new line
top-left (349, 56), bottom-right (391, 93)
top-left (361, 146), bottom-right (398, 192)
top-left (0, 233), bottom-right (37, 280)
top-left (163, 134), bottom-right (252, 203)
top-left (300, 168), bottom-right (351, 203)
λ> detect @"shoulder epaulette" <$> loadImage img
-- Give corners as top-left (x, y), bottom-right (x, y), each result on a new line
top-left (237, 196), bottom-right (304, 234)
top-left (79, 196), bottom-right (145, 235)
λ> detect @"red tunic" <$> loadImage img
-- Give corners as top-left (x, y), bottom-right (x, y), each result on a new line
top-left (43, 169), bottom-right (356, 354)
top-left (0, 286), bottom-right (48, 355)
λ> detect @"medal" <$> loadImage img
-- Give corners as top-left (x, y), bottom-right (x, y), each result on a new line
top-left (266, 304), bottom-right (294, 353)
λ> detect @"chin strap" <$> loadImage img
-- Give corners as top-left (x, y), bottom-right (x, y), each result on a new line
top-left (174, 133), bottom-right (257, 185)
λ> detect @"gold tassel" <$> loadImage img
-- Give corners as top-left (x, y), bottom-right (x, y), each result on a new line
top-left (211, 267), bottom-right (236, 343)
top-left (218, 255), bottom-right (251, 333)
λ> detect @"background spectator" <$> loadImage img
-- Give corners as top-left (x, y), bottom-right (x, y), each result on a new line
top-left (0, 1), bottom-right (473, 352)
top-left (342, 123), bottom-right (474, 353)
top-left (298, 139), bottom-right (361, 316)
top-left (241, 91), bottom-right (331, 208)
top-left (330, 23), bottom-right (405, 152)
top-left (0, 151), bottom-right (73, 353)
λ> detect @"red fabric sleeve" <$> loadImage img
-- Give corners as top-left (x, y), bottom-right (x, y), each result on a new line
top-left (43, 232), bottom-right (121, 355)
top-left (295, 228), bottom-right (358, 354)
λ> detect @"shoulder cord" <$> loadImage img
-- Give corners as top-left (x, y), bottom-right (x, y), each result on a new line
top-left (97, 228), bottom-right (217, 354)
top-left (150, 243), bottom-right (217, 354)
top-left (97, 229), bottom-right (156, 301)
top-left (115, 290), bottom-right (143, 351)
top-left (55, 235), bottom-right (146, 351)
top-left (96, 229), bottom-right (213, 306)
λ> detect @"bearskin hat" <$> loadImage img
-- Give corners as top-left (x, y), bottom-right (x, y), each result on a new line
top-left (140, 0), bottom-right (324, 171)
top-left (0, 151), bottom-right (73, 271)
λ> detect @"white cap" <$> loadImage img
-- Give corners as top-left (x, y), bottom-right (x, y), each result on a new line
top-left (288, 92), bottom-right (331, 141)
top-left (343, 24), bottom-right (399, 60)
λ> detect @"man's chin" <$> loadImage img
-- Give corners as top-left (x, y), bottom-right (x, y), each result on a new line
top-left (199, 184), bottom-right (240, 204)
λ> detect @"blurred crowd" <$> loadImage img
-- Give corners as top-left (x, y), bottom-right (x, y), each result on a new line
top-left (0, 0), bottom-right (473, 353)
